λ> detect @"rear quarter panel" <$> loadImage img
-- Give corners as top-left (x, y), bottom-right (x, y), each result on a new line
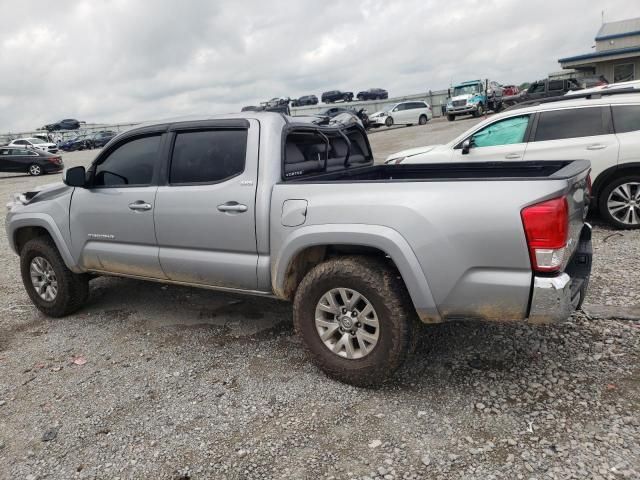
top-left (271, 178), bottom-right (574, 322)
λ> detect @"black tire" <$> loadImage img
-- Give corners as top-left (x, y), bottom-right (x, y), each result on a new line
top-left (598, 174), bottom-right (640, 229)
top-left (473, 104), bottom-right (485, 117)
top-left (20, 237), bottom-right (89, 317)
top-left (419, 114), bottom-right (428, 125)
top-left (28, 164), bottom-right (43, 176)
top-left (447, 114), bottom-right (455, 122)
top-left (293, 256), bottom-right (416, 386)
top-left (385, 116), bottom-right (394, 127)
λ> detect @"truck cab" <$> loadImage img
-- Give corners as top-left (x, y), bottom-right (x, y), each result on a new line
top-left (445, 80), bottom-right (503, 121)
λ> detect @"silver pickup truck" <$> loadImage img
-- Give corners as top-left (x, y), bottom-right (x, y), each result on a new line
top-left (6, 113), bottom-right (593, 386)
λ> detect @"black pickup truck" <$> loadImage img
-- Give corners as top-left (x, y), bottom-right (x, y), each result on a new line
top-left (503, 78), bottom-right (582, 106)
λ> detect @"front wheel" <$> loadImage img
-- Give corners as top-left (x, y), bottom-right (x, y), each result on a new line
top-left (293, 256), bottom-right (416, 386)
top-left (598, 175), bottom-right (640, 229)
top-left (419, 115), bottom-right (428, 125)
top-left (385, 116), bottom-right (394, 127)
top-left (20, 238), bottom-right (89, 317)
top-left (28, 164), bottom-right (43, 176)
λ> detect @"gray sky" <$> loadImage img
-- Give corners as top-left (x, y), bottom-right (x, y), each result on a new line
top-left (1, 0), bottom-right (638, 132)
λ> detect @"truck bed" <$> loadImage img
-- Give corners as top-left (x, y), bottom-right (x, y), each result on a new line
top-left (283, 160), bottom-right (588, 183)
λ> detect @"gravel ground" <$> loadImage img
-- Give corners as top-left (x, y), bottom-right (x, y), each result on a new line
top-left (0, 122), bottom-right (639, 479)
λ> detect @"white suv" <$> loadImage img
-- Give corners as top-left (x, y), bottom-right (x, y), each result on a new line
top-left (386, 92), bottom-right (640, 229)
top-left (370, 101), bottom-right (432, 128)
top-left (9, 137), bottom-right (59, 154)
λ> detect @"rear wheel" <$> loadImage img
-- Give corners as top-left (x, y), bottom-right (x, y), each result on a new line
top-left (28, 164), bottom-right (43, 176)
top-left (598, 175), bottom-right (640, 229)
top-left (385, 117), bottom-right (394, 127)
top-left (293, 256), bottom-right (415, 386)
top-left (419, 115), bottom-right (428, 125)
top-left (20, 238), bottom-right (89, 317)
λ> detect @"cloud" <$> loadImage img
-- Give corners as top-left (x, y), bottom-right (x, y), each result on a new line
top-left (0, 0), bottom-right (637, 131)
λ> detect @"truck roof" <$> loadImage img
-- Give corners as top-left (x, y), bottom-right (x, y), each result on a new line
top-left (457, 80), bottom-right (482, 86)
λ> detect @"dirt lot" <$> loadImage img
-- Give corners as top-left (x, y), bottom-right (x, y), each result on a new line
top-left (0, 118), bottom-right (639, 479)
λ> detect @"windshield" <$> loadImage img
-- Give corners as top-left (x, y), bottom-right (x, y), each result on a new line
top-left (453, 84), bottom-right (481, 96)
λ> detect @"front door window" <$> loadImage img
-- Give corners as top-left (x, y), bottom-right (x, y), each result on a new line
top-left (470, 115), bottom-right (530, 148)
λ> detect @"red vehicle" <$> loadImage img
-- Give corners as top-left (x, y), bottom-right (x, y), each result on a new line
top-left (502, 85), bottom-right (520, 96)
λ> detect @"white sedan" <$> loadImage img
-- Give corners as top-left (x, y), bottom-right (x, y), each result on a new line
top-left (370, 101), bottom-right (432, 127)
top-left (9, 137), bottom-right (59, 154)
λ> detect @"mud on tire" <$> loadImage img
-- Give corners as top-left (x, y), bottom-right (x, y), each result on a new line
top-left (293, 256), bottom-right (416, 386)
top-left (20, 237), bottom-right (90, 317)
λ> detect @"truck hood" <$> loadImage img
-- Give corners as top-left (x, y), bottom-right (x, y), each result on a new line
top-left (385, 144), bottom-right (447, 163)
top-left (23, 181), bottom-right (72, 204)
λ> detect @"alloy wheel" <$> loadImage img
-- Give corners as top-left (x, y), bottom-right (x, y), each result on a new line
top-left (30, 256), bottom-right (58, 301)
top-left (314, 288), bottom-right (380, 359)
top-left (607, 182), bottom-right (640, 226)
top-left (29, 164), bottom-right (42, 176)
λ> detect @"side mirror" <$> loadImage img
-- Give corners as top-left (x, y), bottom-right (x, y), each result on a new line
top-left (461, 139), bottom-right (473, 154)
top-left (64, 166), bottom-right (86, 187)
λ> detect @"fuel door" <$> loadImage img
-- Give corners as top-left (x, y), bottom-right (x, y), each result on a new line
top-left (281, 199), bottom-right (308, 227)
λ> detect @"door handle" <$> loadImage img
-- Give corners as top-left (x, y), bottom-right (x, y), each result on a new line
top-left (505, 153), bottom-right (521, 159)
top-left (217, 202), bottom-right (248, 213)
top-left (586, 144), bottom-right (607, 150)
top-left (128, 201), bottom-right (152, 211)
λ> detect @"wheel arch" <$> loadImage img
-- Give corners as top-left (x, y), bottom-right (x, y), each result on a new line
top-left (272, 224), bottom-right (441, 323)
top-left (592, 163), bottom-right (640, 206)
top-left (9, 214), bottom-right (80, 273)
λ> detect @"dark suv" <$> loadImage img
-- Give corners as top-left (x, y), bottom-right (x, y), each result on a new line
top-left (291, 95), bottom-right (319, 107)
top-left (321, 90), bottom-right (354, 103)
top-left (356, 88), bottom-right (388, 101)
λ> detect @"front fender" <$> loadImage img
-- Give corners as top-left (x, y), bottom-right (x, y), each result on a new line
top-left (6, 212), bottom-right (81, 273)
top-left (272, 224), bottom-right (442, 323)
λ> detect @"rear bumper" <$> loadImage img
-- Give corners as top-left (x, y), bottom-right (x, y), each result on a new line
top-left (527, 224), bottom-right (592, 324)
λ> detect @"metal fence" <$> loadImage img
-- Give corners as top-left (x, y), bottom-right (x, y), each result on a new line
top-left (290, 89), bottom-right (451, 118)
top-left (0, 89), bottom-right (454, 144)
top-left (0, 122), bottom-right (142, 146)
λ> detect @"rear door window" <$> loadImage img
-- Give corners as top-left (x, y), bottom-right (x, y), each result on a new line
top-left (93, 135), bottom-right (161, 187)
top-left (169, 129), bottom-right (247, 184)
top-left (534, 107), bottom-right (607, 141)
top-left (612, 105), bottom-right (640, 134)
top-left (548, 80), bottom-right (564, 91)
top-left (470, 115), bottom-right (531, 147)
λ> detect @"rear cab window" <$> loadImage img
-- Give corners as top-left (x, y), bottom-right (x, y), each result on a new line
top-left (283, 126), bottom-right (373, 180)
top-left (533, 107), bottom-right (608, 142)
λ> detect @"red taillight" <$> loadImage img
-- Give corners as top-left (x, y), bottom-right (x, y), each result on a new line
top-left (47, 156), bottom-right (61, 165)
top-left (521, 197), bottom-right (569, 273)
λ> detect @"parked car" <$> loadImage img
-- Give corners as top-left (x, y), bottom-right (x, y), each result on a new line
top-left (370, 101), bottom-right (432, 127)
top-left (291, 95), bottom-right (319, 107)
top-left (265, 97), bottom-right (290, 108)
top-left (502, 85), bottom-right (520, 97)
top-left (577, 75), bottom-right (609, 89)
top-left (87, 131), bottom-right (117, 148)
top-left (0, 146), bottom-right (63, 176)
top-left (356, 88), bottom-right (388, 101)
top-left (41, 119), bottom-right (82, 131)
top-left (386, 91), bottom-right (640, 229)
top-left (321, 90), bottom-right (354, 103)
top-left (6, 112), bottom-right (592, 386)
top-left (9, 137), bottom-right (58, 154)
top-left (59, 135), bottom-right (91, 152)
top-left (314, 107), bottom-right (370, 129)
